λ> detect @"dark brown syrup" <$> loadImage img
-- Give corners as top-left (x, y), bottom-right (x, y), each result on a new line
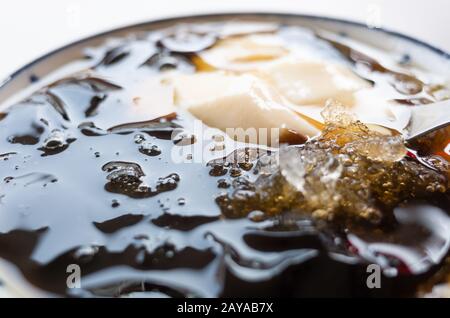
top-left (0, 23), bottom-right (448, 297)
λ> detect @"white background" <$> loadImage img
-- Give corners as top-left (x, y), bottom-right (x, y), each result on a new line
top-left (0, 0), bottom-right (448, 78)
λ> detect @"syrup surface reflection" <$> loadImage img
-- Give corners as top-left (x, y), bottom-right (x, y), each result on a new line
top-left (0, 21), bottom-right (449, 297)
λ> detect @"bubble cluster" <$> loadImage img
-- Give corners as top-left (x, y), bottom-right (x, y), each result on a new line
top-left (102, 161), bottom-right (180, 198)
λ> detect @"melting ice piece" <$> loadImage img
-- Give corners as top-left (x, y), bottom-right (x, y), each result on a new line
top-left (320, 101), bottom-right (407, 163)
top-left (279, 145), bottom-right (344, 213)
top-left (352, 135), bottom-right (407, 162)
top-left (216, 102), bottom-right (446, 224)
top-left (320, 100), bottom-right (357, 126)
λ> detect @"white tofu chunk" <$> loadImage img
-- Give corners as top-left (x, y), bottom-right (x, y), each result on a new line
top-left (129, 77), bottom-right (176, 118)
top-left (166, 72), bottom-right (320, 145)
top-left (260, 59), bottom-right (370, 106)
top-left (197, 34), bottom-right (288, 71)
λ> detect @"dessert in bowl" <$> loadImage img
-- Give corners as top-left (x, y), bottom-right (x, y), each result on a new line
top-left (0, 14), bottom-right (449, 297)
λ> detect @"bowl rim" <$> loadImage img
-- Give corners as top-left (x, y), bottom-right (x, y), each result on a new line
top-left (0, 12), bottom-right (449, 93)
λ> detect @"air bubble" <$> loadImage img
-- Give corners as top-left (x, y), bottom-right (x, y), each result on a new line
top-left (139, 142), bottom-right (161, 156)
top-left (134, 134), bottom-right (146, 144)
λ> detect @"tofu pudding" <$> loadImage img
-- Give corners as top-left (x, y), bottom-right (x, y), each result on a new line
top-left (0, 18), bottom-right (449, 297)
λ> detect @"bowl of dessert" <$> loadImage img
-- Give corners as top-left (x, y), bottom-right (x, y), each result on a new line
top-left (0, 13), bottom-right (449, 297)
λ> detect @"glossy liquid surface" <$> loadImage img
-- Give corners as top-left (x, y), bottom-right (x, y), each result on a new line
top-left (0, 22), bottom-right (449, 297)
